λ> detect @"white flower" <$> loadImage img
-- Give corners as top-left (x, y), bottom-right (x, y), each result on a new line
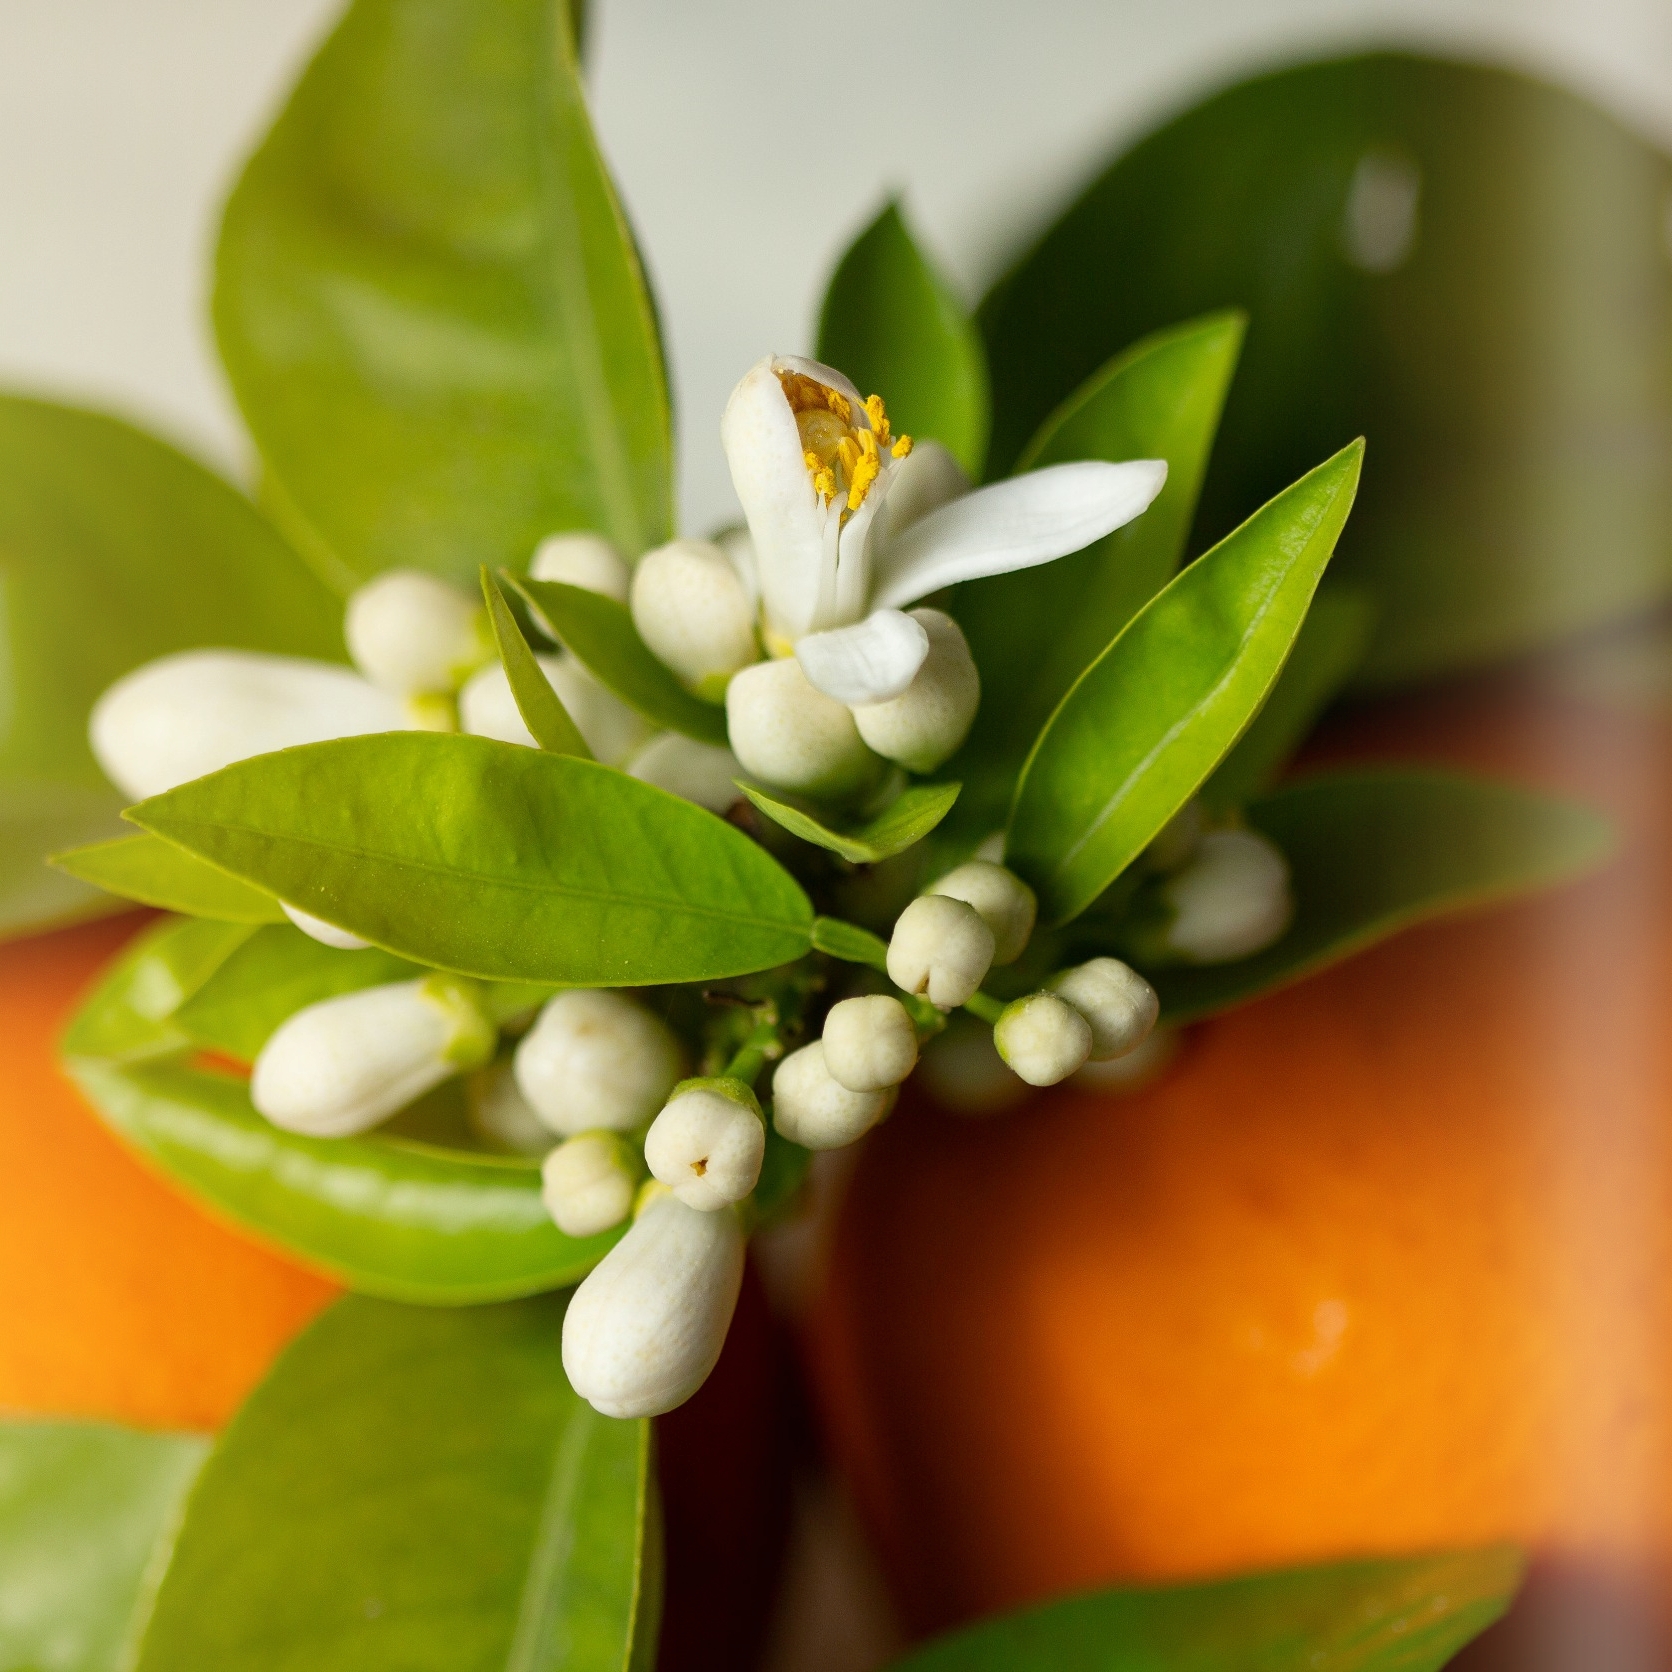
top-left (1049, 957), bottom-right (1159, 1060)
top-left (561, 1190), bottom-right (745, 1418)
top-left (513, 990), bottom-right (683, 1136)
top-left (530, 532), bottom-right (632, 604)
top-left (629, 539), bottom-right (760, 697)
top-left (643, 1079), bottom-right (765, 1211)
top-left (771, 1041), bottom-right (893, 1149)
top-left (848, 607), bottom-right (981, 772)
top-left (280, 901), bottom-right (370, 952)
top-left (993, 991), bottom-right (1092, 1087)
top-left (820, 994), bottom-right (917, 1092)
top-left (724, 657), bottom-right (879, 799)
top-left (467, 1061), bottom-right (555, 1155)
top-left (344, 569), bottom-right (488, 699)
top-left (886, 893), bottom-right (995, 1010)
top-left (626, 734), bottom-right (746, 814)
top-left (542, 1131), bottom-right (638, 1237)
top-left (927, 860), bottom-right (1037, 966)
top-left (458, 654), bottom-right (652, 766)
top-left (1162, 828), bottom-right (1293, 962)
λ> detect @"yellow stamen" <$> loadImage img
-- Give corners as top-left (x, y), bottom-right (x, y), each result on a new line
top-left (825, 387), bottom-right (852, 424)
top-left (865, 394), bottom-right (891, 444)
top-left (892, 434), bottom-right (913, 459)
top-left (836, 435), bottom-right (862, 479)
top-left (847, 450), bottom-right (880, 511)
top-left (805, 451), bottom-right (837, 502)
top-left (858, 427), bottom-right (879, 459)
top-left (779, 367), bottom-right (898, 515)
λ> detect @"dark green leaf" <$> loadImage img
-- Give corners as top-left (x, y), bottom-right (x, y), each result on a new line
top-left (1149, 770), bottom-right (1614, 1022)
top-left (481, 568), bottom-right (592, 757)
top-left (50, 835), bottom-right (288, 924)
top-left (133, 1295), bottom-right (657, 1670)
top-left (817, 200), bottom-right (990, 477)
top-left (215, 0), bottom-right (673, 590)
top-left (1008, 442), bottom-right (1363, 925)
top-left (513, 576), bottom-right (730, 746)
top-left (741, 782), bottom-right (961, 864)
top-left (129, 733), bottom-right (813, 986)
top-left (0, 1418), bottom-right (208, 1672)
top-left (810, 916), bottom-right (890, 973)
top-left (890, 1546), bottom-right (1522, 1671)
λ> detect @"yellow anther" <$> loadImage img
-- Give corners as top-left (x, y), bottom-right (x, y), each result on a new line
top-left (825, 387), bottom-right (852, 424)
top-left (847, 450), bottom-right (880, 511)
top-left (891, 434), bottom-right (914, 459)
top-left (864, 394), bottom-right (891, 444)
top-left (858, 427), bottom-right (879, 459)
top-left (836, 436), bottom-right (862, 479)
top-left (814, 467), bottom-right (837, 502)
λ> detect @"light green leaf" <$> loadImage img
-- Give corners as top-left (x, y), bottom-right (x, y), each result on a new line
top-left (132, 1295), bottom-right (657, 1670)
top-left (1146, 770), bottom-right (1614, 1022)
top-left (816, 200), bottom-right (990, 478)
top-left (513, 576), bottom-right (731, 746)
top-left (890, 1546), bottom-right (1522, 1672)
top-left (1007, 441), bottom-right (1363, 925)
top-left (214, 0), bottom-right (672, 591)
top-left (129, 733), bottom-right (813, 986)
top-left (741, 782), bottom-right (961, 864)
top-left (0, 1419), bottom-right (208, 1672)
top-left (481, 568), bottom-right (592, 757)
top-left (809, 916), bottom-right (890, 973)
top-left (50, 835), bottom-right (288, 924)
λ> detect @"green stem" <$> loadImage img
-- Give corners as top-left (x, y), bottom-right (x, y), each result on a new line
top-left (962, 991), bottom-right (1006, 1025)
top-left (723, 1023), bottom-right (780, 1088)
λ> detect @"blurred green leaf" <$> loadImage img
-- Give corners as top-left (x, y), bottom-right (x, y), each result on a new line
top-left (215, 0), bottom-right (672, 591)
top-left (741, 781), bottom-right (961, 864)
top-left (50, 835), bottom-right (288, 924)
top-left (481, 568), bottom-right (591, 757)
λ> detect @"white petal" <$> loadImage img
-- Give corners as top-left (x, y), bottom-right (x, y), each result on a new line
top-left (796, 609), bottom-right (930, 705)
top-left (875, 439), bottom-right (970, 542)
top-left (627, 734), bottom-right (747, 814)
top-left (870, 459), bottom-right (1168, 612)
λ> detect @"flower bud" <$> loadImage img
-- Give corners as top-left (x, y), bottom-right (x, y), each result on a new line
top-left (851, 608), bottom-right (979, 773)
top-left (280, 901), bottom-right (369, 952)
top-left (725, 657), bottom-right (880, 801)
top-left (89, 650), bottom-right (408, 801)
top-left (928, 860), bottom-right (1037, 966)
top-left (821, 994), bottom-right (917, 1092)
top-left (542, 1131), bottom-right (638, 1237)
top-left (1163, 828), bottom-right (1293, 962)
top-left (530, 532), bottom-right (631, 604)
top-left (627, 733), bottom-right (745, 814)
top-left (643, 1078), bottom-right (765, 1211)
top-left (514, 989), bottom-right (683, 1136)
top-left (561, 1192), bottom-right (745, 1417)
top-left (467, 1061), bottom-right (554, 1155)
top-left (771, 1041), bottom-right (893, 1150)
top-left (344, 569), bottom-right (488, 698)
top-left (459, 655), bottom-right (652, 766)
top-left (993, 991), bottom-right (1092, 1087)
top-left (886, 893), bottom-right (994, 1010)
top-left (630, 539), bottom-right (760, 697)
top-left (251, 974), bottom-right (495, 1138)
top-left (1049, 957), bottom-right (1159, 1060)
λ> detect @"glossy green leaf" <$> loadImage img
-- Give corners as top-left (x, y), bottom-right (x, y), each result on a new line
top-left (1148, 770), bottom-right (1614, 1022)
top-left (513, 576), bottom-right (730, 746)
top-left (129, 733), bottom-right (813, 985)
top-left (481, 568), bottom-right (591, 757)
top-left (817, 200), bottom-right (990, 477)
top-left (0, 396), bottom-right (342, 939)
top-left (939, 313), bottom-right (1244, 854)
top-left (214, 0), bottom-right (672, 591)
top-left (891, 1546), bottom-right (1521, 1672)
top-left (810, 916), bottom-right (890, 973)
top-left (50, 835), bottom-right (288, 924)
top-left (1007, 442), bottom-right (1363, 925)
top-left (0, 1419), bottom-right (208, 1672)
top-left (741, 782), bottom-right (961, 864)
top-left (133, 1294), bottom-right (657, 1670)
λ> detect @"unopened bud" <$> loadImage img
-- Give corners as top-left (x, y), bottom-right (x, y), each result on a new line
top-left (725, 657), bottom-right (880, 801)
top-left (851, 609), bottom-right (979, 773)
top-left (1048, 957), bottom-right (1159, 1060)
top-left (280, 901), bottom-right (369, 951)
top-left (467, 1061), bottom-right (554, 1155)
top-left (1163, 828), bottom-right (1292, 962)
top-left (562, 1192), bottom-right (745, 1417)
top-left (251, 974), bottom-right (494, 1137)
top-left (771, 1041), bottom-right (893, 1150)
top-left (886, 893), bottom-right (994, 1010)
top-left (928, 860), bottom-right (1037, 966)
top-left (643, 1078), bottom-right (765, 1210)
top-left (344, 569), bottom-right (488, 698)
top-left (514, 990), bottom-right (683, 1136)
top-left (530, 532), bottom-right (631, 604)
top-left (821, 994), bottom-right (917, 1092)
top-left (630, 539), bottom-right (760, 697)
top-left (459, 655), bottom-right (652, 766)
top-left (627, 733), bottom-right (746, 813)
top-left (542, 1131), bottom-right (638, 1237)
top-left (993, 991), bottom-right (1092, 1087)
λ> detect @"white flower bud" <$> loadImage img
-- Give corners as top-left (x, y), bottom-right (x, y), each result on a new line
top-left (771, 1041), bottom-right (893, 1150)
top-left (561, 1192), bottom-right (745, 1418)
top-left (542, 1131), bottom-right (638, 1237)
top-left (280, 901), bottom-right (369, 952)
top-left (530, 532), bottom-right (631, 604)
top-left (886, 893), bottom-right (994, 1010)
top-left (1163, 828), bottom-right (1293, 962)
top-left (851, 608), bottom-right (979, 773)
top-left (725, 657), bottom-right (880, 801)
top-left (820, 994), bottom-right (918, 1092)
top-left (928, 860), bottom-right (1037, 966)
top-left (1049, 957), bottom-right (1159, 1061)
top-left (643, 1079), bottom-right (765, 1211)
top-left (630, 539), bottom-right (760, 697)
top-left (626, 733), bottom-right (745, 814)
top-left (251, 975), bottom-right (495, 1138)
top-left (514, 990), bottom-right (683, 1136)
top-left (467, 1061), bottom-right (554, 1155)
top-left (90, 650), bottom-right (409, 801)
top-left (344, 569), bottom-right (488, 698)
top-left (993, 991), bottom-right (1093, 1087)
top-left (458, 655), bottom-right (652, 766)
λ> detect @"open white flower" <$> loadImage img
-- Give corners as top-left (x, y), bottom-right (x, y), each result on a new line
top-left (721, 355), bottom-right (1168, 706)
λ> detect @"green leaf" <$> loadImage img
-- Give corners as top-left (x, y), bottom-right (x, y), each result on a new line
top-left (129, 733), bottom-right (813, 986)
top-left (481, 568), bottom-right (592, 757)
top-left (810, 916), bottom-right (890, 973)
top-left (889, 1546), bottom-right (1522, 1672)
top-left (513, 576), bottom-right (730, 746)
top-left (1148, 770), bottom-right (1615, 1023)
top-left (132, 1294), bottom-right (657, 1670)
top-left (1007, 441), bottom-right (1363, 925)
top-left (50, 835), bottom-right (288, 924)
top-left (940, 313), bottom-right (1245, 853)
top-left (214, 0), bottom-right (672, 591)
top-left (0, 396), bottom-right (342, 939)
top-left (816, 200), bottom-right (990, 478)
top-left (0, 1418), bottom-right (208, 1672)
top-left (741, 782), bottom-right (961, 864)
